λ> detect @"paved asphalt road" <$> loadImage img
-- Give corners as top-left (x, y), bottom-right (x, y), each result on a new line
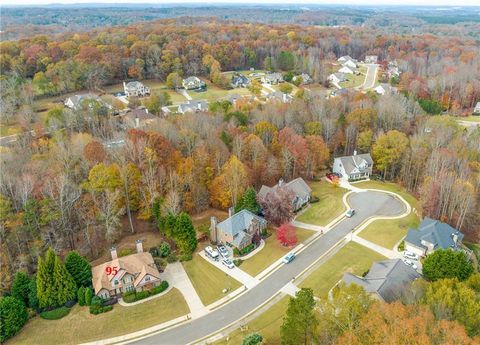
top-left (362, 64), bottom-right (379, 90)
top-left (129, 191), bottom-right (405, 345)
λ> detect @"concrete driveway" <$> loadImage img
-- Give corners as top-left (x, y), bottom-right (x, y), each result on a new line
top-left (126, 191), bottom-right (405, 345)
top-left (361, 64), bottom-right (379, 90)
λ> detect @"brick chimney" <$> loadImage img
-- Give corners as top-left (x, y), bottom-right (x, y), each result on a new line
top-left (135, 239), bottom-right (143, 253)
top-left (228, 207), bottom-right (234, 218)
top-left (210, 216), bottom-right (217, 244)
top-left (110, 246), bottom-right (118, 260)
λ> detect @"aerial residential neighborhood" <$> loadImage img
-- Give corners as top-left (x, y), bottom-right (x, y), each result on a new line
top-left (0, 3), bottom-right (479, 345)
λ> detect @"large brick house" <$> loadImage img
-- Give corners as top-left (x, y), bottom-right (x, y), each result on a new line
top-left (92, 240), bottom-right (161, 299)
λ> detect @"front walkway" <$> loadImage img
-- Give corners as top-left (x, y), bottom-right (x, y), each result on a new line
top-left (291, 220), bottom-right (325, 232)
top-left (351, 235), bottom-right (401, 259)
top-left (198, 251), bottom-right (260, 289)
top-left (162, 262), bottom-right (208, 318)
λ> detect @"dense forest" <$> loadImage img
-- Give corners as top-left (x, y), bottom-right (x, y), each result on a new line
top-left (0, 17), bottom-right (479, 298)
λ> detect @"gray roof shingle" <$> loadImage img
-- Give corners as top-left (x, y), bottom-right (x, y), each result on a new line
top-left (343, 259), bottom-right (420, 302)
top-left (216, 209), bottom-right (266, 237)
top-left (336, 153), bottom-right (373, 175)
top-left (258, 177), bottom-right (311, 201)
top-left (404, 217), bottom-right (464, 251)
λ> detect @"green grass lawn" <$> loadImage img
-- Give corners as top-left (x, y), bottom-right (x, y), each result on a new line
top-left (358, 213), bottom-right (420, 250)
top-left (187, 81), bottom-right (248, 101)
top-left (295, 181), bottom-right (348, 226)
top-left (0, 124), bottom-right (22, 137)
top-left (214, 296), bottom-right (289, 345)
top-left (240, 227), bottom-right (315, 277)
top-left (300, 241), bottom-right (386, 298)
top-left (183, 253), bottom-right (242, 306)
top-left (339, 72), bottom-right (365, 89)
top-left (7, 288), bottom-right (189, 345)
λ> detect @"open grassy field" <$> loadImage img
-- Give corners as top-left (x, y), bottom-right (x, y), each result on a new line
top-left (339, 67), bottom-right (367, 89)
top-left (187, 81), bottom-right (251, 101)
top-left (300, 241), bottom-right (386, 298)
top-left (183, 252), bottom-right (242, 306)
top-left (240, 227), bottom-right (315, 277)
top-left (7, 288), bottom-right (189, 345)
top-left (295, 181), bottom-right (348, 226)
top-left (214, 296), bottom-right (289, 345)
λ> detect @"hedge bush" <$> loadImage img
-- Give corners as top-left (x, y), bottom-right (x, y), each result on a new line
top-left (89, 305), bottom-right (113, 315)
top-left (40, 306), bottom-right (70, 320)
top-left (234, 243), bottom-right (255, 257)
top-left (122, 281), bottom-right (169, 303)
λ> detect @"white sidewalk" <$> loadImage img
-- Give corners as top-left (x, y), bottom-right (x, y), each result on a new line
top-left (351, 235), bottom-right (401, 259)
top-left (198, 251), bottom-right (259, 289)
top-left (162, 262), bottom-right (208, 318)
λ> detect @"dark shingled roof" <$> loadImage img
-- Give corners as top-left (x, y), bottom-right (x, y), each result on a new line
top-left (404, 217), bottom-right (464, 252)
top-left (343, 259), bottom-right (420, 302)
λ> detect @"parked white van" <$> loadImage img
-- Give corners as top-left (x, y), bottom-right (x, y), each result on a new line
top-left (205, 246), bottom-right (219, 259)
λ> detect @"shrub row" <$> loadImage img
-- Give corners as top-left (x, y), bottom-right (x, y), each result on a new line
top-left (122, 281), bottom-right (169, 303)
top-left (89, 305), bottom-right (113, 315)
top-left (234, 243), bottom-right (255, 257)
top-left (40, 306), bottom-right (71, 320)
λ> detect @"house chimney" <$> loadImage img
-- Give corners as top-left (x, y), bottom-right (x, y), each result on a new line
top-left (197, 102), bottom-right (201, 110)
top-left (123, 81), bottom-right (126, 91)
top-left (228, 207), bottom-right (234, 218)
top-left (135, 240), bottom-right (143, 253)
top-left (135, 116), bottom-right (140, 128)
top-left (353, 150), bottom-right (357, 156)
top-left (278, 178), bottom-right (284, 186)
top-left (210, 216), bottom-right (217, 243)
top-left (110, 246), bottom-right (118, 260)
top-left (452, 233), bottom-right (458, 245)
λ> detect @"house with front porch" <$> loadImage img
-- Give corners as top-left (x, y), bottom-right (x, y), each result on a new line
top-left (210, 209), bottom-right (267, 250)
top-left (91, 240), bottom-right (161, 299)
top-left (332, 151), bottom-right (373, 181)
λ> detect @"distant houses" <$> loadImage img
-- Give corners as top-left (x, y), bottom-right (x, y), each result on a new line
top-left (404, 218), bottom-right (465, 257)
top-left (262, 72), bottom-right (284, 85)
top-left (210, 209), bottom-right (267, 250)
top-left (177, 100), bottom-right (208, 114)
top-left (292, 73), bottom-right (313, 85)
top-left (337, 55), bottom-right (358, 69)
top-left (338, 66), bottom-right (358, 75)
top-left (387, 60), bottom-right (401, 79)
top-left (64, 93), bottom-right (103, 110)
top-left (123, 107), bottom-right (157, 128)
top-left (343, 259), bottom-right (420, 302)
top-left (332, 151), bottom-right (373, 181)
top-left (364, 55), bottom-right (378, 64)
top-left (231, 73), bottom-right (250, 88)
top-left (123, 81), bottom-right (150, 98)
top-left (266, 91), bottom-right (293, 104)
top-left (182, 76), bottom-right (206, 90)
top-left (473, 102), bottom-right (480, 115)
top-left (258, 177), bottom-right (312, 212)
top-left (328, 72), bottom-right (347, 85)
top-left (374, 83), bottom-right (398, 95)
top-left (91, 240), bottom-right (162, 299)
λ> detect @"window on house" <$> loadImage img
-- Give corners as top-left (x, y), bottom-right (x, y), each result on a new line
top-left (145, 276), bottom-right (150, 282)
top-left (114, 280), bottom-right (118, 285)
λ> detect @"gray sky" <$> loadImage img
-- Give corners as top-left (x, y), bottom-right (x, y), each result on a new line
top-left (0, 0), bottom-right (479, 5)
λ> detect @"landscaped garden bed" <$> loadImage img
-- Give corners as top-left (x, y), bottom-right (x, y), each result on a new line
top-left (122, 281), bottom-right (169, 303)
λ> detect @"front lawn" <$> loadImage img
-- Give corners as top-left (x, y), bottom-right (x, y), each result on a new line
top-left (183, 252), bottom-right (242, 306)
top-left (239, 227), bottom-right (315, 277)
top-left (214, 296), bottom-right (289, 345)
top-left (295, 181), bottom-right (348, 226)
top-left (299, 241), bottom-right (386, 298)
top-left (358, 213), bottom-right (420, 250)
top-left (7, 288), bottom-right (189, 345)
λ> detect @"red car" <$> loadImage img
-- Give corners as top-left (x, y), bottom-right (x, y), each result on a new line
top-left (326, 173), bottom-right (339, 181)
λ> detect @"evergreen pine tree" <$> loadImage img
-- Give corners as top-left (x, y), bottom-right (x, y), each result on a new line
top-left (28, 276), bottom-right (39, 310)
top-left (11, 272), bottom-right (31, 306)
top-left (85, 287), bottom-right (93, 306)
top-left (37, 248), bottom-right (57, 309)
top-left (77, 287), bottom-right (86, 306)
top-left (174, 212), bottom-right (197, 256)
top-left (0, 296), bottom-right (29, 342)
top-left (65, 251), bottom-right (92, 288)
top-left (235, 187), bottom-right (261, 214)
top-left (52, 256), bottom-right (77, 306)
top-left (164, 213), bottom-right (177, 238)
top-left (281, 288), bottom-right (318, 345)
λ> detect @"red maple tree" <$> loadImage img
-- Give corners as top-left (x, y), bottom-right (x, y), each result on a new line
top-left (277, 223), bottom-right (297, 247)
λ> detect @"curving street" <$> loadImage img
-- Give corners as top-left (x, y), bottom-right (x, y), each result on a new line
top-left (125, 191), bottom-right (406, 345)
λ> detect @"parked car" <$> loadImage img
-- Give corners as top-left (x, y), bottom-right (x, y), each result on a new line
top-left (218, 245), bottom-right (229, 258)
top-left (222, 259), bottom-right (235, 269)
top-left (326, 173), bottom-right (336, 181)
top-left (345, 209), bottom-right (355, 218)
top-left (283, 253), bottom-right (296, 264)
top-left (333, 172), bottom-right (342, 178)
top-left (403, 251), bottom-right (419, 261)
top-left (205, 246), bottom-right (219, 260)
top-left (402, 259), bottom-right (418, 270)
